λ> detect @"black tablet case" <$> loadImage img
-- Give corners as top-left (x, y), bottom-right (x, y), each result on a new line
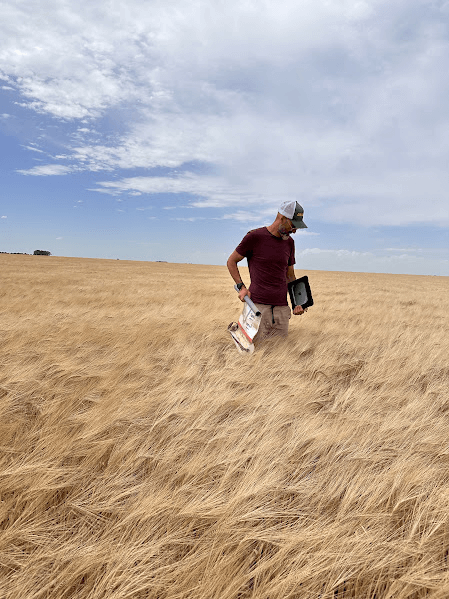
top-left (288, 276), bottom-right (314, 310)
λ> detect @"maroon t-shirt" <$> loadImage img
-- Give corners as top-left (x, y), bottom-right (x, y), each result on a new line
top-left (235, 227), bottom-right (295, 306)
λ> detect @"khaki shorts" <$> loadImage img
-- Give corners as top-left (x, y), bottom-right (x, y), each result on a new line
top-left (253, 303), bottom-right (291, 343)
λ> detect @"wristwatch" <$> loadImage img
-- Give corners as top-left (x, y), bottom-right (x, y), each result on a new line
top-left (236, 282), bottom-right (245, 290)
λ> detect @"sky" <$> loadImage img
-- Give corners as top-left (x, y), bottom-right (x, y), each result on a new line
top-left (1, 0), bottom-right (448, 276)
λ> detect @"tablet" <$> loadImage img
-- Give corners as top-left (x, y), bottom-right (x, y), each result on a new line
top-left (288, 276), bottom-right (314, 310)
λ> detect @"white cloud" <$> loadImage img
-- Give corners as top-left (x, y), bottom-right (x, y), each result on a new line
top-left (299, 248), bottom-right (374, 258)
top-left (296, 246), bottom-right (448, 275)
top-left (171, 217), bottom-right (206, 222)
top-left (221, 211), bottom-right (270, 223)
top-left (1, 215), bottom-right (7, 218)
top-left (1, 0), bottom-right (449, 229)
top-left (91, 173), bottom-right (295, 210)
top-left (87, 187), bottom-right (119, 195)
top-left (384, 247), bottom-right (424, 252)
top-left (17, 164), bottom-right (72, 176)
top-left (22, 145), bottom-right (44, 153)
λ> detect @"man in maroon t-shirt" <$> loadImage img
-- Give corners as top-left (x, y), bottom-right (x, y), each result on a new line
top-left (227, 201), bottom-right (308, 342)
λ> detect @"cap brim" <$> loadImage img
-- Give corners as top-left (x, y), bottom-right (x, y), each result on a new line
top-left (291, 220), bottom-right (307, 229)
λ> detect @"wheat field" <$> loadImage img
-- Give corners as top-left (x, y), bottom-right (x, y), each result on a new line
top-left (1, 254), bottom-right (448, 599)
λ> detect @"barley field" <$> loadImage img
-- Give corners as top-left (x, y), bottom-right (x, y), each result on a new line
top-left (1, 254), bottom-right (448, 599)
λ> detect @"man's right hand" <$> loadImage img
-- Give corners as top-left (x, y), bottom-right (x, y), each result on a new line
top-left (238, 287), bottom-right (250, 302)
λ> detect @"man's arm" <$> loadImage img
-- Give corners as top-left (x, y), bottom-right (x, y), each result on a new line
top-left (286, 265), bottom-right (304, 315)
top-left (227, 250), bottom-right (250, 302)
top-left (286, 265), bottom-right (296, 284)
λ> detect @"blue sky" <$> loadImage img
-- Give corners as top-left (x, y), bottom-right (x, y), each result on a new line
top-left (1, 0), bottom-right (448, 275)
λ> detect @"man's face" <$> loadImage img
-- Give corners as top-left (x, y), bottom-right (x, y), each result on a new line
top-left (278, 217), bottom-right (297, 240)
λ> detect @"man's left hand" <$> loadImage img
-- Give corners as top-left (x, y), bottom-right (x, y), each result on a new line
top-left (293, 305), bottom-right (307, 315)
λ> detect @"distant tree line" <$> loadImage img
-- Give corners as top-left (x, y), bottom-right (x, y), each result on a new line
top-left (0, 250), bottom-right (52, 255)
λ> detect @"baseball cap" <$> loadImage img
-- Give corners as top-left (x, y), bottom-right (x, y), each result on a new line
top-left (279, 201), bottom-right (308, 229)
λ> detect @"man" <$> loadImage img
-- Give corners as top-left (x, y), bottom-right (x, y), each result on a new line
top-left (227, 201), bottom-right (308, 343)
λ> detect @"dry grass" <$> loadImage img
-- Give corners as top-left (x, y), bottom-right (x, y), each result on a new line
top-left (1, 254), bottom-right (449, 599)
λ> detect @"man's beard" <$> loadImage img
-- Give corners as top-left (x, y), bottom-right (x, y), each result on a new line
top-left (278, 225), bottom-right (291, 240)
